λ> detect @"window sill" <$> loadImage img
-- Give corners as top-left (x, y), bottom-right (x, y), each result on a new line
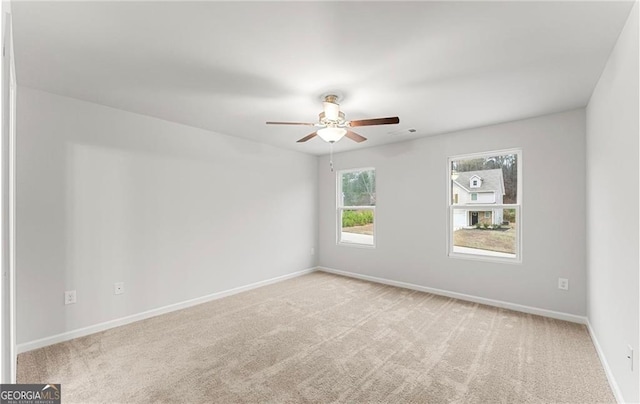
top-left (448, 251), bottom-right (521, 265)
top-left (338, 241), bottom-right (376, 249)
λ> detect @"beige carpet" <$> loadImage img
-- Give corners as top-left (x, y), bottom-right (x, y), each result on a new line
top-left (18, 272), bottom-right (613, 403)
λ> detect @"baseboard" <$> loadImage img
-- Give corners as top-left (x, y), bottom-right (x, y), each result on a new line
top-left (18, 265), bottom-right (588, 351)
top-left (586, 320), bottom-right (624, 403)
top-left (318, 266), bottom-right (587, 324)
top-left (16, 267), bottom-right (318, 354)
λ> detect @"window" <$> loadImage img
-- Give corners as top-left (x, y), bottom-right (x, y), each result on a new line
top-left (470, 175), bottom-right (482, 188)
top-left (449, 149), bottom-right (521, 262)
top-left (338, 168), bottom-right (375, 247)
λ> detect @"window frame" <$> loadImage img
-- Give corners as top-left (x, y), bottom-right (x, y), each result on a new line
top-left (336, 167), bottom-right (376, 248)
top-left (447, 148), bottom-right (522, 264)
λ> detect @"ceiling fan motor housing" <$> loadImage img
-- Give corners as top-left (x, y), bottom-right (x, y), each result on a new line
top-left (319, 111), bottom-right (346, 127)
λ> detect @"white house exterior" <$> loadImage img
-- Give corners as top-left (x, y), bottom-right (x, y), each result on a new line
top-left (452, 169), bottom-right (505, 229)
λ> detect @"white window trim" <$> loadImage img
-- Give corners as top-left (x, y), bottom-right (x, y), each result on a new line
top-left (446, 148), bottom-right (522, 264)
top-left (337, 167), bottom-right (376, 248)
top-left (470, 175), bottom-right (481, 188)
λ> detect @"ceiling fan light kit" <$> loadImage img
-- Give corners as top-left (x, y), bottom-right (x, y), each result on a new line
top-left (266, 94), bottom-right (400, 145)
top-left (317, 127), bottom-right (347, 143)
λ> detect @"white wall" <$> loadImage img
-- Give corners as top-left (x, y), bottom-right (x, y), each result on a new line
top-left (16, 87), bottom-right (318, 344)
top-left (1, 0), bottom-right (17, 383)
top-left (586, 2), bottom-right (639, 402)
top-left (319, 109), bottom-right (587, 316)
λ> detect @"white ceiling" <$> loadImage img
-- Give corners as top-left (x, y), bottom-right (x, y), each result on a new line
top-left (12, 1), bottom-right (634, 155)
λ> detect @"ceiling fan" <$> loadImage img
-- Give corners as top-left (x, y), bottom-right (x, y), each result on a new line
top-left (266, 94), bottom-right (400, 144)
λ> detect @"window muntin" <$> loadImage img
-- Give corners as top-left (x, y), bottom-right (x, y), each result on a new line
top-left (449, 150), bottom-right (521, 262)
top-left (338, 168), bottom-right (376, 247)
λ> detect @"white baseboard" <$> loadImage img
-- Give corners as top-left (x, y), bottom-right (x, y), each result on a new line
top-left (318, 266), bottom-right (587, 324)
top-left (586, 320), bottom-right (624, 403)
top-left (16, 267), bottom-right (317, 354)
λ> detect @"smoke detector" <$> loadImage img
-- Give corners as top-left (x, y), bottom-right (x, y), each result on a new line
top-left (389, 128), bottom-right (417, 136)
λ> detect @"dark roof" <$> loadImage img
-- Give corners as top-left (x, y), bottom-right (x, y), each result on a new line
top-left (454, 169), bottom-right (504, 194)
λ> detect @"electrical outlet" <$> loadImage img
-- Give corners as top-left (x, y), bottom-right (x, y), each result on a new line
top-left (558, 278), bottom-right (569, 291)
top-left (628, 345), bottom-right (634, 371)
top-left (64, 290), bottom-right (76, 305)
top-left (114, 282), bottom-right (124, 295)
top-left (310, 247), bottom-right (315, 256)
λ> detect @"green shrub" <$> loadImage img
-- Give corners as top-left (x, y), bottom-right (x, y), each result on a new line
top-left (503, 209), bottom-right (516, 223)
top-left (342, 210), bottom-right (374, 227)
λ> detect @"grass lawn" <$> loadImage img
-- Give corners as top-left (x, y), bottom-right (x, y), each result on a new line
top-left (343, 223), bottom-right (374, 235)
top-left (454, 224), bottom-right (516, 254)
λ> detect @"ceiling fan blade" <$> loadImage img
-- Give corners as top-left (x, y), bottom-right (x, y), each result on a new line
top-left (266, 121), bottom-right (315, 126)
top-left (345, 131), bottom-right (367, 143)
top-left (348, 117), bottom-right (400, 127)
top-left (296, 132), bottom-right (318, 143)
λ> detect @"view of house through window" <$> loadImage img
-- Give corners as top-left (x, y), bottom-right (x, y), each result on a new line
top-left (338, 168), bottom-right (375, 246)
top-left (449, 150), bottom-right (520, 261)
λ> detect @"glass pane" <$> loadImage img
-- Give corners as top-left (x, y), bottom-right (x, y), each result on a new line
top-left (340, 209), bottom-right (374, 246)
top-left (452, 208), bottom-right (516, 258)
top-left (341, 169), bottom-right (376, 207)
top-left (451, 152), bottom-right (518, 204)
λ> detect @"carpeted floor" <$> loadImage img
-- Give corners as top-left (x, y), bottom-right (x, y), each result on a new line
top-left (18, 272), bottom-right (614, 403)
